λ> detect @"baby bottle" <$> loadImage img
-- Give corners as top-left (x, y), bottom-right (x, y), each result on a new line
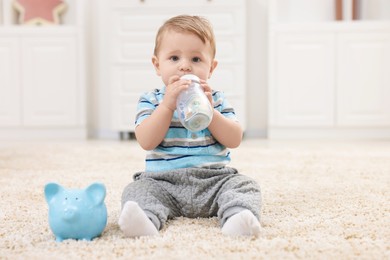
top-left (176, 74), bottom-right (213, 132)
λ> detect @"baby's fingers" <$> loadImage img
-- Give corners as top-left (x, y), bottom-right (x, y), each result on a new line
top-left (168, 75), bottom-right (181, 85)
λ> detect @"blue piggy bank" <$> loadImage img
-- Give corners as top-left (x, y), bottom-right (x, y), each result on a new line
top-left (44, 182), bottom-right (107, 242)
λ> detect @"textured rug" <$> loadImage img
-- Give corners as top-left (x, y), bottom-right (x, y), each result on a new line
top-left (0, 139), bottom-right (389, 259)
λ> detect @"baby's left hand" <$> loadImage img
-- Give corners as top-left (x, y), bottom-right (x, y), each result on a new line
top-left (200, 79), bottom-right (213, 105)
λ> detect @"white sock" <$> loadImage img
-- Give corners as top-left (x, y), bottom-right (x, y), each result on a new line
top-left (118, 201), bottom-right (159, 237)
top-left (221, 209), bottom-right (261, 237)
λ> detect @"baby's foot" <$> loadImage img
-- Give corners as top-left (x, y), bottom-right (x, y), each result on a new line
top-left (221, 209), bottom-right (261, 237)
top-left (118, 201), bottom-right (159, 237)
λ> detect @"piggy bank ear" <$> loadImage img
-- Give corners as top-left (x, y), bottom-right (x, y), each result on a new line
top-left (44, 183), bottom-right (63, 204)
top-left (86, 183), bottom-right (106, 206)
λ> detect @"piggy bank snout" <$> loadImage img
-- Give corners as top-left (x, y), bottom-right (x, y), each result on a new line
top-left (62, 205), bottom-right (79, 221)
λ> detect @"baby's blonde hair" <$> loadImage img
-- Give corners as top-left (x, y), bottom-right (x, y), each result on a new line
top-left (154, 15), bottom-right (216, 58)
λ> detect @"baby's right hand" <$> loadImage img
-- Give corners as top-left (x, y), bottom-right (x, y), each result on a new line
top-left (161, 75), bottom-right (190, 111)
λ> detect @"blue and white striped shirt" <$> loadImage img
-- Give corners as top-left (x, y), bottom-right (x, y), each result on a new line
top-left (135, 86), bottom-right (238, 172)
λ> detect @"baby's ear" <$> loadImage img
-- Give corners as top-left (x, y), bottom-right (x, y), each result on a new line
top-left (208, 59), bottom-right (218, 78)
top-left (152, 55), bottom-right (161, 76)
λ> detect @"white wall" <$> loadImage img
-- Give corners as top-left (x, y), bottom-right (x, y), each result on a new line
top-left (88, 0), bottom-right (269, 139)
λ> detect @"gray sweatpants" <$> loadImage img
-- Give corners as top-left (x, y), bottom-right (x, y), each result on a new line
top-left (121, 167), bottom-right (261, 230)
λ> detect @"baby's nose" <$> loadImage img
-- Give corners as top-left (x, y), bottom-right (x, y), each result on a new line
top-left (179, 60), bottom-right (192, 71)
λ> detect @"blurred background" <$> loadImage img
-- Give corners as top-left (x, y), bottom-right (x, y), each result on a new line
top-left (0, 0), bottom-right (389, 141)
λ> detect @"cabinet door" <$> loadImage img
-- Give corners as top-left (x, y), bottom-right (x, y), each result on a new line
top-left (22, 37), bottom-right (79, 126)
top-left (270, 32), bottom-right (335, 126)
top-left (0, 37), bottom-right (21, 126)
top-left (337, 32), bottom-right (390, 126)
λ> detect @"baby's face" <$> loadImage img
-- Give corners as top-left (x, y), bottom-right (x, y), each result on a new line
top-left (152, 29), bottom-right (217, 86)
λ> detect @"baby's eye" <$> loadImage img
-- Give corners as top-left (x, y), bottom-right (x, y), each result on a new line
top-left (170, 56), bottom-right (179, 61)
top-left (192, 57), bottom-right (201, 62)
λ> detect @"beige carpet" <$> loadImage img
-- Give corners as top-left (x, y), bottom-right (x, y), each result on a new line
top-left (0, 139), bottom-right (389, 259)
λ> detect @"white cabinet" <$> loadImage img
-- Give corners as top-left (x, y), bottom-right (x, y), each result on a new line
top-left (0, 0), bottom-right (86, 140)
top-left (0, 37), bottom-right (20, 126)
top-left (269, 0), bottom-right (390, 139)
top-left (22, 36), bottom-right (79, 126)
top-left (270, 32), bottom-right (335, 127)
top-left (101, 0), bottom-right (246, 135)
top-left (337, 32), bottom-right (390, 126)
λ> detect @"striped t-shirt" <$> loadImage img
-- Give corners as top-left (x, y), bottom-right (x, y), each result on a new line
top-left (135, 86), bottom-right (238, 172)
